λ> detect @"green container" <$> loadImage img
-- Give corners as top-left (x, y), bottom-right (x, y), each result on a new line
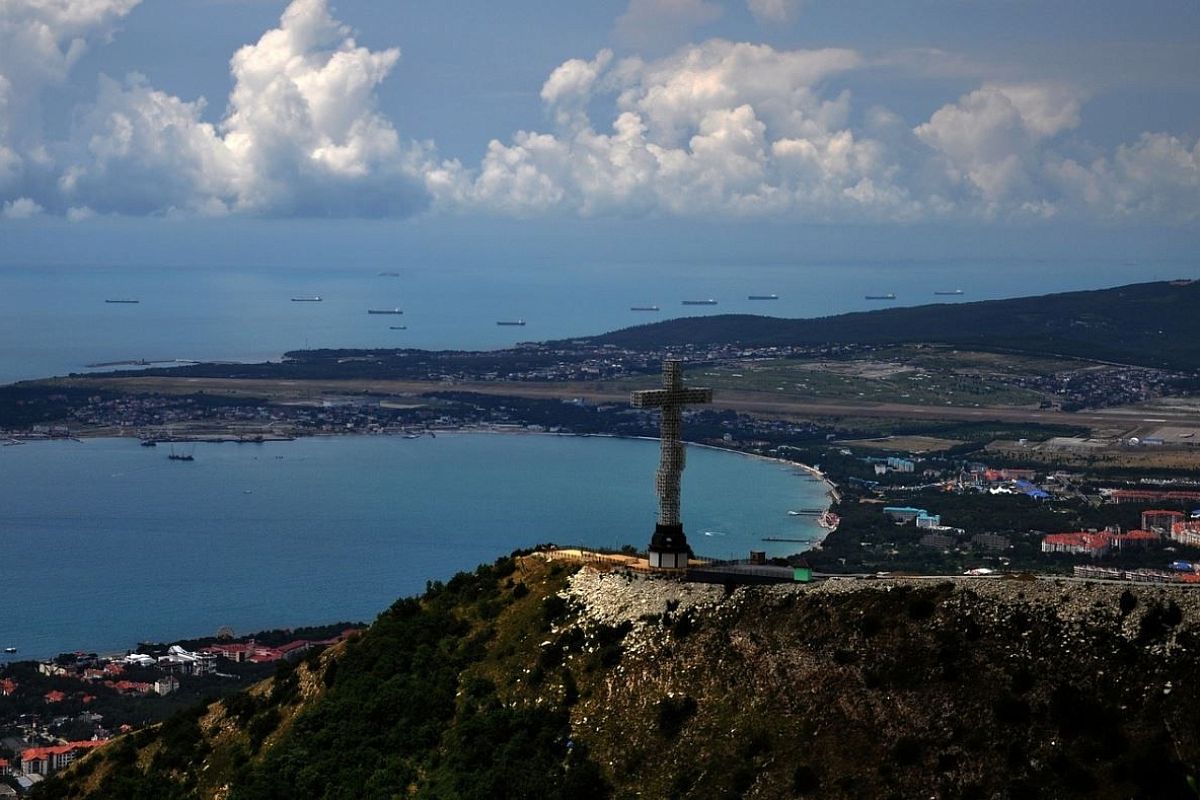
top-left (793, 567), bottom-right (813, 583)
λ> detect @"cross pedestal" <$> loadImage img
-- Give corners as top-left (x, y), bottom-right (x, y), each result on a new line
top-left (631, 360), bottom-right (712, 569)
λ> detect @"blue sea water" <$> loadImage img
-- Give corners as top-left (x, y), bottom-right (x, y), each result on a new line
top-left (0, 434), bottom-right (827, 659)
top-left (0, 258), bottom-right (1193, 385)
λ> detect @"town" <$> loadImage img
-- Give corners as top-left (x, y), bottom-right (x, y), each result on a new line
top-left (0, 626), bottom-right (359, 792)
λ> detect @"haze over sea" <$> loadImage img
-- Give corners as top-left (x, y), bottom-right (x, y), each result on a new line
top-left (1, 256), bottom-right (1193, 386)
top-left (0, 435), bottom-right (825, 660)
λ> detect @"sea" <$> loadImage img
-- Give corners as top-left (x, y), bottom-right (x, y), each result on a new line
top-left (0, 258), bottom-right (1193, 385)
top-left (0, 434), bottom-right (828, 660)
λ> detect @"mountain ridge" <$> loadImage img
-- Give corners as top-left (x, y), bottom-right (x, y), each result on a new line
top-left (573, 280), bottom-right (1200, 370)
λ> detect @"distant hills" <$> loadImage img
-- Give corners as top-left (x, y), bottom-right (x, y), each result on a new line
top-left (579, 280), bottom-right (1200, 370)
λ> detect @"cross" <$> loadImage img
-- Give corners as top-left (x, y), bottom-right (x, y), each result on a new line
top-left (631, 360), bottom-right (712, 568)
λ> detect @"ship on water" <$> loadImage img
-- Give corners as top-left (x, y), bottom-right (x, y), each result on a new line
top-left (378, 271), bottom-right (401, 277)
top-left (105, 299), bottom-right (140, 304)
top-left (748, 294), bottom-right (778, 300)
top-left (496, 320), bottom-right (526, 326)
top-left (291, 296), bottom-right (322, 302)
top-left (865, 293), bottom-right (896, 300)
top-left (367, 308), bottom-right (403, 314)
top-left (934, 289), bottom-right (965, 296)
top-left (681, 299), bottom-right (718, 305)
top-left (389, 325), bottom-right (407, 330)
top-left (630, 305), bottom-right (660, 311)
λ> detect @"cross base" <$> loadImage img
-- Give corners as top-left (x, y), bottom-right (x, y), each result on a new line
top-left (648, 523), bottom-right (690, 570)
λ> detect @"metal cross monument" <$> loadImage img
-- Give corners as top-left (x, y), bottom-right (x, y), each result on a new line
top-left (631, 360), bottom-right (712, 569)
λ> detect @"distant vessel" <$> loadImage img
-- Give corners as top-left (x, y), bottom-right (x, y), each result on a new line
top-left (389, 325), bottom-right (407, 330)
top-left (865, 293), bottom-right (896, 300)
top-left (140, 439), bottom-right (157, 447)
top-left (630, 305), bottom-right (660, 311)
top-left (934, 289), bottom-right (964, 296)
top-left (378, 271), bottom-right (401, 277)
top-left (748, 294), bottom-right (778, 300)
top-left (105, 299), bottom-right (139, 304)
top-left (167, 445), bottom-right (194, 462)
top-left (682, 299), bottom-right (718, 306)
top-left (3, 647), bottom-right (16, 654)
top-left (367, 308), bottom-right (403, 315)
top-left (291, 296), bottom-right (322, 302)
top-left (496, 320), bottom-right (526, 326)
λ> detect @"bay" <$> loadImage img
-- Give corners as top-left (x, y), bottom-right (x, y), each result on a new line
top-left (0, 433), bottom-right (826, 660)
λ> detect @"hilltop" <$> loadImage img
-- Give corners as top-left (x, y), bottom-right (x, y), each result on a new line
top-left (577, 280), bottom-right (1200, 370)
top-left (34, 555), bottom-right (1200, 799)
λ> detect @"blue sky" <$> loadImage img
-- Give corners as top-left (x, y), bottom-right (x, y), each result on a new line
top-left (1, 0), bottom-right (1198, 266)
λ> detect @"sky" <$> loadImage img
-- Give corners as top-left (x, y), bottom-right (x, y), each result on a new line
top-left (1, 0), bottom-right (1198, 267)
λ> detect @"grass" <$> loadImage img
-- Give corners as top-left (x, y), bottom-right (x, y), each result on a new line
top-left (690, 359), bottom-right (1049, 408)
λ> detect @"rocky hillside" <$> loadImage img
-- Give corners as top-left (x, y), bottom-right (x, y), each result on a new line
top-left (35, 556), bottom-right (1200, 799)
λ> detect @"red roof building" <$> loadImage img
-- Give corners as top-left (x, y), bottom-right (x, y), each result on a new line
top-left (19, 741), bottom-right (106, 775)
top-left (44, 690), bottom-right (66, 703)
top-left (1171, 521), bottom-right (1200, 548)
top-left (1041, 532), bottom-right (1113, 557)
top-left (1, 678), bottom-right (16, 696)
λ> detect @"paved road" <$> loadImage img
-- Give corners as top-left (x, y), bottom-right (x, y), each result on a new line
top-left (53, 375), bottom-right (1200, 433)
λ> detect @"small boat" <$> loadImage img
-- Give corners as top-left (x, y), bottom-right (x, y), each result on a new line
top-left (865, 293), bottom-right (896, 300)
top-left (748, 294), bottom-right (778, 300)
top-left (140, 439), bottom-right (157, 447)
top-left (367, 308), bottom-right (403, 315)
top-left (105, 299), bottom-right (140, 304)
top-left (389, 325), bottom-right (407, 330)
top-left (630, 305), bottom-right (660, 311)
top-left (291, 296), bottom-right (322, 302)
top-left (3, 647), bottom-right (16, 654)
top-left (934, 289), bottom-right (964, 296)
top-left (378, 271), bottom-right (401, 277)
top-left (496, 320), bottom-right (526, 326)
top-left (682, 299), bottom-right (718, 306)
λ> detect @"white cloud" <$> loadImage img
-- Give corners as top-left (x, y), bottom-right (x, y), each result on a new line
top-left (746, 0), bottom-right (802, 24)
top-left (1, 197), bottom-right (44, 219)
top-left (1049, 133), bottom-right (1200, 221)
top-left (0, 0), bottom-right (141, 198)
top-left (56, 0), bottom-right (433, 217)
top-left (914, 83), bottom-right (1083, 215)
top-left (438, 40), bottom-right (913, 219)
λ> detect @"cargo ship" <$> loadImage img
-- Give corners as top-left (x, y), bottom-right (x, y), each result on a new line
top-left (630, 305), bottom-right (660, 311)
top-left (291, 296), bottom-right (322, 302)
top-left (389, 325), bottom-right (407, 330)
top-left (378, 271), bottom-right (401, 277)
top-left (864, 293), bottom-right (896, 300)
top-left (496, 320), bottom-right (526, 326)
top-left (105, 299), bottom-right (140, 304)
top-left (934, 289), bottom-right (964, 296)
top-left (681, 299), bottom-right (718, 305)
top-left (367, 308), bottom-right (403, 314)
top-left (748, 294), bottom-right (778, 300)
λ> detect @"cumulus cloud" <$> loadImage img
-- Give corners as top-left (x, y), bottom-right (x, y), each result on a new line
top-left (0, 0), bottom-right (141, 196)
top-left (436, 40), bottom-right (916, 219)
top-left (1, 197), bottom-right (44, 219)
top-left (30, 0), bottom-right (434, 217)
top-left (914, 83), bottom-right (1083, 215)
top-left (1049, 133), bottom-right (1200, 221)
top-left (1, 0), bottom-right (1198, 225)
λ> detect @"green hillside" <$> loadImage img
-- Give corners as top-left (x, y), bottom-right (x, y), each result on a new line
top-left (582, 280), bottom-right (1200, 369)
top-left (34, 556), bottom-right (1200, 800)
